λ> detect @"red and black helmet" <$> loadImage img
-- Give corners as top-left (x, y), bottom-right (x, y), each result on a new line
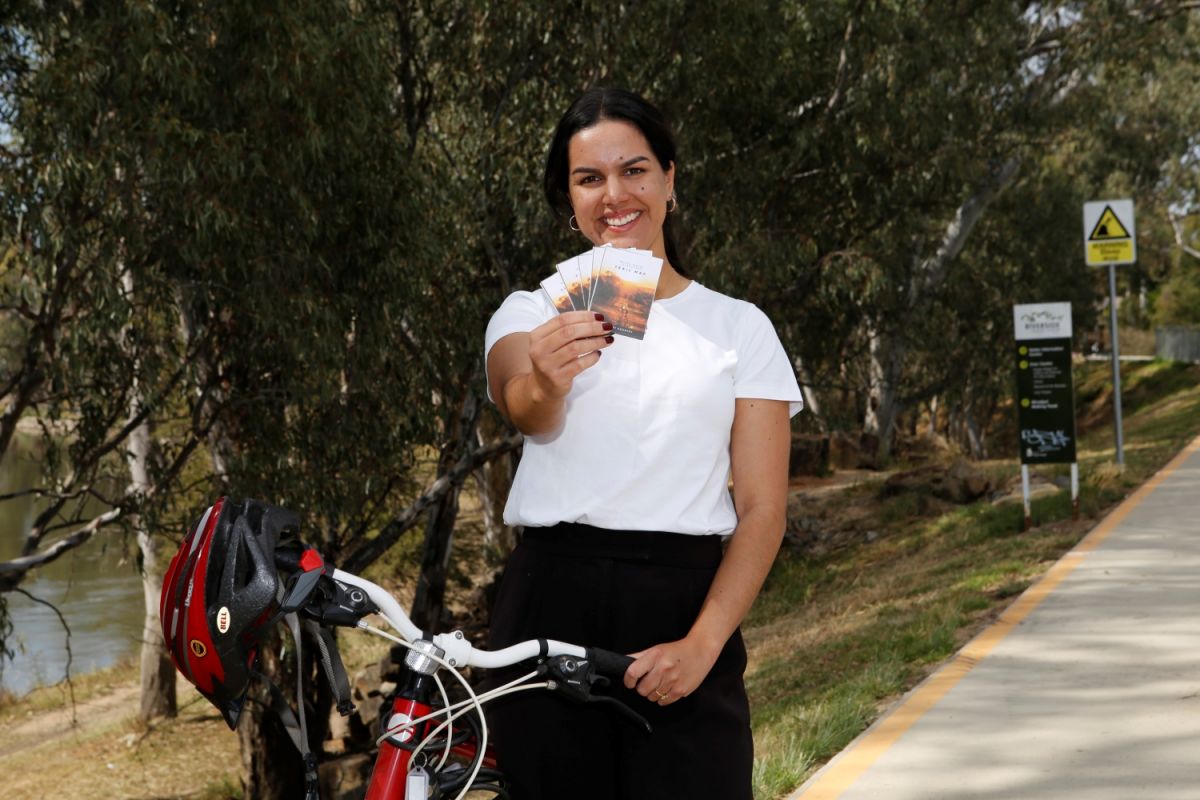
top-left (159, 497), bottom-right (319, 729)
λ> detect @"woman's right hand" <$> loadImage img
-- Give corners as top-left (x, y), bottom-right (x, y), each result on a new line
top-left (487, 310), bottom-right (614, 435)
top-left (527, 311), bottom-right (615, 400)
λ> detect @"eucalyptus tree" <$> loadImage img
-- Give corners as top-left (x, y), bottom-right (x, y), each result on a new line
top-left (113, 3), bottom-right (440, 794)
top-left (0, 3), bottom-right (225, 723)
top-left (1, 0), bottom-right (434, 790)
top-left (674, 1), bottom-right (1200, 461)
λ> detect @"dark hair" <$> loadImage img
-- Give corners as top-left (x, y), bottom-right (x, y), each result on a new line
top-left (543, 88), bottom-right (688, 278)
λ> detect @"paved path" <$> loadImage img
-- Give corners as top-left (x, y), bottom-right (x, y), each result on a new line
top-left (790, 437), bottom-right (1200, 800)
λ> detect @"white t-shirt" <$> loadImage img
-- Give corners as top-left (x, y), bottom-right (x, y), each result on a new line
top-left (484, 281), bottom-right (803, 536)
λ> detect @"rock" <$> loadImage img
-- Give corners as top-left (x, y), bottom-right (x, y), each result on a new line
top-left (945, 460), bottom-right (992, 504)
top-left (990, 472), bottom-right (1061, 506)
top-left (881, 460), bottom-right (992, 505)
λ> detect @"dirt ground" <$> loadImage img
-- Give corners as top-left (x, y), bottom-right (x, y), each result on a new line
top-left (0, 683), bottom-right (141, 759)
top-left (0, 677), bottom-right (240, 800)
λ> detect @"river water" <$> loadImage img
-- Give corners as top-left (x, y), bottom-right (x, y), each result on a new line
top-left (0, 433), bottom-right (144, 697)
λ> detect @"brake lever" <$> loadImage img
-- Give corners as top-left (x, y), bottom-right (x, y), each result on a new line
top-left (585, 693), bottom-right (652, 734)
top-left (538, 656), bottom-right (652, 734)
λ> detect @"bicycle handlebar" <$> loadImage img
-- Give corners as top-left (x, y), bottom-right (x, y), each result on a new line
top-left (331, 569), bottom-right (632, 677)
top-left (588, 648), bottom-right (636, 679)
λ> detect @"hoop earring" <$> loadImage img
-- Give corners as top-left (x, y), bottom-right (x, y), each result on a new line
top-left (569, 215), bottom-right (581, 232)
top-left (666, 195), bottom-right (677, 213)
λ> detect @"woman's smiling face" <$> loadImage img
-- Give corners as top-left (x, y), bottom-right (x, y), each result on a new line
top-left (567, 119), bottom-right (675, 258)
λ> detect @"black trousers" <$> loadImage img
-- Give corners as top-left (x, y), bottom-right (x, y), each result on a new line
top-left (486, 523), bottom-right (753, 800)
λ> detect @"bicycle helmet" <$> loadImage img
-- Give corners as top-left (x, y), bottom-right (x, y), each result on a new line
top-left (160, 496), bottom-right (316, 729)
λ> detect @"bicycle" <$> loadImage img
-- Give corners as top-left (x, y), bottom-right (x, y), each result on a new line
top-left (328, 567), bottom-right (647, 799)
top-left (160, 497), bottom-right (649, 800)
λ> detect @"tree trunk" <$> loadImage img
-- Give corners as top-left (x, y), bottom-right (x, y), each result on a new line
top-left (238, 628), bottom-right (306, 800)
top-left (129, 410), bottom-right (176, 720)
top-left (410, 482), bottom-right (463, 632)
top-left (475, 418), bottom-right (519, 567)
top-left (862, 156), bottom-right (1022, 465)
top-left (411, 384), bottom-right (481, 631)
top-left (965, 406), bottom-right (987, 459)
top-left (863, 326), bottom-right (905, 465)
top-left (137, 550), bottom-right (177, 720)
top-left (794, 356), bottom-right (826, 432)
top-left (121, 269), bottom-right (177, 721)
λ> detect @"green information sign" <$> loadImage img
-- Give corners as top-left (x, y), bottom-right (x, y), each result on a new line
top-left (1013, 303), bottom-right (1077, 465)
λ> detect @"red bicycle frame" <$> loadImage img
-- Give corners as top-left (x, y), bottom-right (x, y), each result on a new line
top-left (365, 687), bottom-right (498, 799)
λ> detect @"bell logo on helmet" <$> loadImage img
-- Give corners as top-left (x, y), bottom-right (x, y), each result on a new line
top-left (190, 639), bottom-right (208, 658)
top-left (217, 606), bottom-right (231, 634)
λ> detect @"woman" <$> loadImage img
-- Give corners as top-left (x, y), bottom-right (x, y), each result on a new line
top-left (483, 87), bottom-right (802, 800)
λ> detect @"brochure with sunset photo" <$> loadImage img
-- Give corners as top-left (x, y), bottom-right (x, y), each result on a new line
top-left (540, 272), bottom-right (576, 313)
top-left (542, 246), bottom-right (663, 340)
top-left (588, 248), bottom-right (662, 339)
top-left (556, 255), bottom-right (587, 312)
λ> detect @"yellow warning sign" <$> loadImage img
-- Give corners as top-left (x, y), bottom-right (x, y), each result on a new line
top-left (1087, 239), bottom-right (1134, 265)
top-left (1083, 199), bottom-right (1136, 266)
top-left (1088, 206), bottom-right (1130, 240)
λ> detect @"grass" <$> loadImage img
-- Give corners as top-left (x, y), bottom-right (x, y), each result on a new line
top-left (744, 361), bottom-right (1200, 798)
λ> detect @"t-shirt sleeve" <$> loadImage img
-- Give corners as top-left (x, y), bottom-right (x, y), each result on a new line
top-left (734, 303), bottom-right (804, 418)
top-left (484, 290), bottom-right (554, 402)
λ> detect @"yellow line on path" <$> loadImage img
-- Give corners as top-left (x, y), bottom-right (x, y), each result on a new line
top-left (792, 435), bottom-right (1200, 800)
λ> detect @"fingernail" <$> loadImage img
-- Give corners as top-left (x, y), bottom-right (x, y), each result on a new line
top-left (594, 313), bottom-right (605, 321)
top-left (604, 335), bottom-right (614, 344)
top-left (602, 322), bottom-right (613, 332)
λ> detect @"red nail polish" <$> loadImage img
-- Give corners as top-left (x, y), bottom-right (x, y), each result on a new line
top-left (594, 313), bottom-right (605, 321)
top-left (602, 322), bottom-right (613, 332)
top-left (604, 335), bottom-right (614, 344)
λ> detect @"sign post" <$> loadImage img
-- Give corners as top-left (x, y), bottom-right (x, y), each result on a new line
top-left (1013, 302), bottom-right (1079, 530)
top-left (1083, 198), bottom-right (1135, 467)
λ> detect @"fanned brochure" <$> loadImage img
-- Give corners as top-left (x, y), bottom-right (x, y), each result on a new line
top-left (540, 245), bottom-right (663, 340)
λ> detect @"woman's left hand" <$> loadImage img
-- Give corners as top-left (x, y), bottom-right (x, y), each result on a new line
top-left (624, 636), bottom-right (722, 706)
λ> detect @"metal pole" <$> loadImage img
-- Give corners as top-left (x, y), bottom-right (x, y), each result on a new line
top-left (1107, 264), bottom-right (1125, 466)
top-left (1021, 464), bottom-right (1032, 531)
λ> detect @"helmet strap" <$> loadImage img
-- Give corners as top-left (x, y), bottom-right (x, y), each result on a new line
top-left (250, 665), bottom-right (320, 800)
top-left (248, 612), bottom-right (320, 800)
top-left (246, 613), bottom-right (356, 800)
